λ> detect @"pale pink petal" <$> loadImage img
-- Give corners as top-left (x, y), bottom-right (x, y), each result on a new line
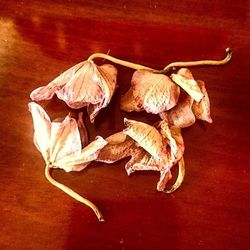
top-left (123, 118), bottom-right (168, 166)
top-left (171, 68), bottom-right (203, 102)
top-left (120, 87), bottom-right (143, 112)
top-left (162, 95), bottom-right (195, 128)
top-left (56, 61), bottom-right (103, 109)
top-left (56, 136), bottom-right (107, 172)
top-left (28, 102), bottom-right (51, 162)
top-left (30, 62), bottom-right (85, 101)
top-left (192, 80), bottom-right (213, 123)
top-left (87, 64), bottom-right (117, 123)
top-left (96, 132), bottom-right (134, 163)
top-left (121, 70), bottom-right (180, 114)
top-left (125, 147), bottom-right (160, 175)
top-left (49, 116), bottom-right (81, 164)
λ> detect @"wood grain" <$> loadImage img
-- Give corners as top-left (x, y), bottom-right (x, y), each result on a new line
top-left (0, 1), bottom-right (249, 249)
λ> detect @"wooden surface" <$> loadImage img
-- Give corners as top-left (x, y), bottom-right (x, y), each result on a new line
top-left (1, 1), bottom-right (250, 249)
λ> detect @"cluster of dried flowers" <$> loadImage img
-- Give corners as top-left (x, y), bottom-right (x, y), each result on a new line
top-left (29, 49), bottom-right (232, 221)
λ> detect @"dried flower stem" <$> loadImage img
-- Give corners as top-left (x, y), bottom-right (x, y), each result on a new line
top-left (163, 157), bottom-right (185, 194)
top-left (88, 53), bottom-right (156, 71)
top-left (88, 48), bottom-right (232, 74)
top-left (45, 164), bottom-right (105, 222)
top-left (162, 48), bottom-right (232, 73)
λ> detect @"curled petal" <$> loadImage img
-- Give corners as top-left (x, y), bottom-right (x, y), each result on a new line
top-left (125, 147), bottom-right (160, 175)
top-left (123, 118), bottom-right (168, 167)
top-left (161, 96), bottom-right (195, 128)
top-left (87, 64), bottom-right (118, 122)
top-left (28, 102), bottom-right (51, 162)
top-left (97, 132), bottom-right (134, 163)
top-left (121, 70), bottom-right (180, 114)
top-left (192, 80), bottom-right (213, 123)
top-left (56, 61), bottom-right (103, 109)
top-left (55, 136), bottom-right (107, 172)
top-left (49, 116), bottom-right (82, 164)
top-left (171, 68), bottom-right (203, 102)
top-left (30, 62), bottom-right (85, 101)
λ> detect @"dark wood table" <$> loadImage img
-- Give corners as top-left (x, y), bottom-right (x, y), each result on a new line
top-left (1, 1), bottom-right (249, 249)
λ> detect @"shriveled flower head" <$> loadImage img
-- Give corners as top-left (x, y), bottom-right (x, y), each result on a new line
top-left (97, 118), bottom-right (184, 192)
top-left (28, 102), bottom-right (107, 172)
top-left (30, 61), bottom-right (117, 123)
top-left (120, 70), bottom-right (180, 114)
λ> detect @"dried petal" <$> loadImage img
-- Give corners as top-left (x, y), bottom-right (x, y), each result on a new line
top-left (87, 64), bottom-right (117, 122)
top-left (28, 102), bottom-right (51, 161)
top-left (160, 79), bottom-right (212, 128)
top-left (160, 95), bottom-right (195, 128)
top-left (30, 62), bottom-right (85, 101)
top-left (121, 70), bottom-right (180, 114)
top-left (192, 80), bottom-right (213, 123)
top-left (97, 132), bottom-right (134, 163)
top-left (123, 118), bottom-right (168, 167)
top-left (55, 136), bottom-right (108, 172)
top-left (171, 68), bottom-right (203, 102)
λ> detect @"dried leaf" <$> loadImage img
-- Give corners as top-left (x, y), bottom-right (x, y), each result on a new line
top-left (30, 61), bottom-right (117, 122)
top-left (121, 70), bottom-right (180, 114)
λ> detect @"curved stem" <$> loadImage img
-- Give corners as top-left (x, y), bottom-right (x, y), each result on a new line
top-left (88, 53), bottom-right (158, 72)
top-left (45, 164), bottom-right (104, 222)
top-left (88, 48), bottom-right (232, 74)
top-left (162, 48), bottom-right (232, 73)
top-left (163, 157), bottom-right (185, 194)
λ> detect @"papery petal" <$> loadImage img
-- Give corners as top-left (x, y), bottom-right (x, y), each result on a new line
top-left (123, 118), bottom-right (168, 167)
top-left (171, 68), bottom-right (203, 102)
top-left (121, 70), bottom-right (180, 114)
top-left (87, 64), bottom-right (117, 122)
top-left (28, 102), bottom-right (51, 162)
top-left (125, 146), bottom-right (160, 175)
top-left (160, 96), bottom-right (195, 128)
top-left (56, 61), bottom-right (103, 109)
top-left (97, 132), bottom-right (134, 163)
top-left (30, 62), bottom-right (85, 101)
top-left (120, 88), bottom-right (143, 112)
top-left (49, 116), bottom-right (82, 164)
top-left (55, 136), bottom-right (107, 172)
top-left (192, 80), bottom-right (213, 123)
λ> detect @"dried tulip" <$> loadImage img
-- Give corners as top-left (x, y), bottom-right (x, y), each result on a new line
top-left (30, 61), bottom-right (117, 123)
top-left (29, 102), bottom-right (107, 221)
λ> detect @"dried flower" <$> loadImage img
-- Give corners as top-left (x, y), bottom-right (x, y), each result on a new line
top-left (29, 102), bottom-right (107, 221)
top-left (120, 70), bottom-right (180, 114)
top-left (97, 118), bottom-right (184, 192)
top-left (30, 61), bottom-right (117, 123)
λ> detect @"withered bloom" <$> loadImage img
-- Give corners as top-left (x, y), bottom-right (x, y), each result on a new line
top-left (97, 118), bottom-right (184, 192)
top-left (120, 67), bottom-right (207, 116)
top-left (120, 70), bottom-right (180, 114)
top-left (28, 102), bottom-right (107, 221)
top-left (30, 61), bottom-right (117, 123)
